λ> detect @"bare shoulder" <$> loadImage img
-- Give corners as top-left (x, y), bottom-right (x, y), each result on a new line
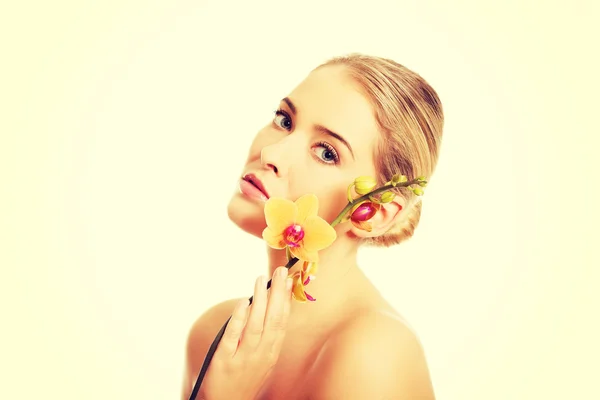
top-left (181, 297), bottom-right (246, 398)
top-left (306, 310), bottom-right (436, 400)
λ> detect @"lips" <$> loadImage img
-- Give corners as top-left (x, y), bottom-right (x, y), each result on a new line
top-left (242, 174), bottom-right (270, 199)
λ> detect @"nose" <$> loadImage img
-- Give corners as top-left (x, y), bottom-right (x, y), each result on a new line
top-left (260, 143), bottom-right (288, 177)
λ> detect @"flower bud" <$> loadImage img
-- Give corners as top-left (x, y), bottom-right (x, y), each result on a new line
top-left (412, 187), bottom-right (424, 196)
top-left (350, 202), bottom-right (379, 222)
top-left (353, 176), bottom-right (377, 195)
top-left (369, 195), bottom-right (381, 204)
top-left (391, 174), bottom-right (408, 186)
top-left (380, 191), bottom-right (396, 203)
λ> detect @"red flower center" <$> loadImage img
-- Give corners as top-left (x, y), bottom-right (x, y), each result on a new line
top-left (284, 224), bottom-right (305, 247)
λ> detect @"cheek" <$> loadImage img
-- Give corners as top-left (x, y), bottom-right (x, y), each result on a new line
top-left (313, 185), bottom-right (352, 223)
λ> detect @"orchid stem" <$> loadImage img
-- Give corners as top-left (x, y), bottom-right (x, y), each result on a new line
top-left (330, 178), bottom-right (422, 227)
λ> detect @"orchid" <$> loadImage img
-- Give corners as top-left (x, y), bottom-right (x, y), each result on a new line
top-left (290, 261), bottom-right (319, 302)
top-left (348, 201), bottom-right (381, 232)
top-left (261, 174), bottom-right (427, 303)
top-left (262, 194), bottom-right (337, 263)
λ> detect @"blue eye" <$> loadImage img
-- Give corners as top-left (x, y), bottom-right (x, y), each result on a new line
top-left (273, 110), bottom-right (292, 131)
top-left (272, 109), bottom-right (339, 165)
top-left (313, 142), bottom-right (340, 165)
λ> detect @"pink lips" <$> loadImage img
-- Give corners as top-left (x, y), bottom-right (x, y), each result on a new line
top-left (239, 174), bottom-right (269, 201)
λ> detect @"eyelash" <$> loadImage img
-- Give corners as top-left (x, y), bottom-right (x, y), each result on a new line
top-left (273, 109), bottom-right (292, 130)
top-left (272, 109), bottom-right (340, 165)
top-left (313, 141), bottom-right (340, 165)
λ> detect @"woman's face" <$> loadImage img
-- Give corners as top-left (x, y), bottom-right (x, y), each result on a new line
top-left (227, 64), bottom-right (381, 238)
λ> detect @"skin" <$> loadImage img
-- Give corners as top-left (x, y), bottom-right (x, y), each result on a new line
top-left (182, 64), bottom-right (436, 400)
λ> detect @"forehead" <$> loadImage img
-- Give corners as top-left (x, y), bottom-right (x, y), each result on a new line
top-left (287, 65), bottom-right (380, 159)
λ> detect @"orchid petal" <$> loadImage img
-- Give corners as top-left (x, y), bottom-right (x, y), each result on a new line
top-left (295, 194), bottom-right (319, 225)
top-left (351, 219), bottom-right (373, 232)
top-left (301, 216), bottom-right (337, 252)
top-left (302, 261), bottom-right (318, 277)
top-left (262, 227), bottom-right (287, 249)
top-left (264, 198), bottom-right (297, 233)
top-left (291, 272), bottom-right (308, 302)
top-left (290, 245), bottom-right (319, 263)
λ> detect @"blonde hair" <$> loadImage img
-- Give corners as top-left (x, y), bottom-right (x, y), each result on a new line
top-left (316, 54), bottom-right (444, 247)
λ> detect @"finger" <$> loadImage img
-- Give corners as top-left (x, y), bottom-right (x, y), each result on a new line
top-left (238, 275), bottom-right (269, 353)
top-left (259, 267), bottom-right (292, 356)
top-left (218, 298), bottom-right (250, 358)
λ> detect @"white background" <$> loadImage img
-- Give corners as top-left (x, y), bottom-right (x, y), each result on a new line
top-left (1, 1), bottom-right (598, 399)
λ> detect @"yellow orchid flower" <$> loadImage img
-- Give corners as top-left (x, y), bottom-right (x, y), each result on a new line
top-left (290, 261), bottom-right (319, 302)
top-left (262, 194), bottom-right (337, 263)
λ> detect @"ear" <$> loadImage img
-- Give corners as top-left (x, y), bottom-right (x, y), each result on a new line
top-left (350, 196), bottom-right (408, 239)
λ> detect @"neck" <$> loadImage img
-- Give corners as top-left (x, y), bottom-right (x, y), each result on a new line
top-left (266, 234), bottom-right (365, 317)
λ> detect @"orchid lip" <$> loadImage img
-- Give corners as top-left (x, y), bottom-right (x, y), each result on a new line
top-left (242, 173), bottom-right (270, 199)
top-left (284, 224), bottom-right (305, 247)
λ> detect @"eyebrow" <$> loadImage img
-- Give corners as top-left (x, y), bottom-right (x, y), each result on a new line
top-left (282, 97), bottom-right (355, 160)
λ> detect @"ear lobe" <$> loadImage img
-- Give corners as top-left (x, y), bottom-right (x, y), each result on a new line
top-left (349, 197), bottom-right (407, 239)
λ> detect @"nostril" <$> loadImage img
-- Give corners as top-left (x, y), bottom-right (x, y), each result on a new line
top-left (267, 163), bottom-right (278, 174)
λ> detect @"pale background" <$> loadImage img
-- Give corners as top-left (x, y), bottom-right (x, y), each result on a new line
top-left (1, 1), bottom-right (598, 399)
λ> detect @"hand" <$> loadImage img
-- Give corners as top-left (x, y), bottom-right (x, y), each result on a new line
top-left (198, 267), bottom-right (293, 400)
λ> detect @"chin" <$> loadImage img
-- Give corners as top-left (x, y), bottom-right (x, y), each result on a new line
top-left (227, 192), bottom-right (267, 239)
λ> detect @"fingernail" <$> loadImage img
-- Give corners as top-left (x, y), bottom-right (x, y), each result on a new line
top-left (286, 277), bottom-right (293, 291)
top-left (279, 267), bottom-right (288, 279)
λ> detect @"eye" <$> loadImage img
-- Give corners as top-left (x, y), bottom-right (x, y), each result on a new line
top-left (273, 110), bottom-right (292, 131)
top-left (313, 141), bottom-right (340, 165)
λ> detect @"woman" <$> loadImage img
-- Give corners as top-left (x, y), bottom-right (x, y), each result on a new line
top-left (182, 53), bottom-right (444, 400)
